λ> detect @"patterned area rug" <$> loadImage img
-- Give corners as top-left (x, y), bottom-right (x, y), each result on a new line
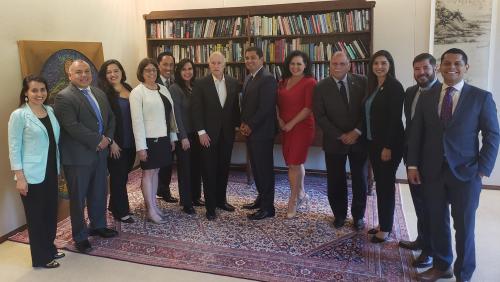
top-left (10, 170), bottom-right (417, 281)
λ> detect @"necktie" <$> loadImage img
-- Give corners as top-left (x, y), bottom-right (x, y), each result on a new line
top-left (82, 89), bottom-right (104, 134)
top-left (339, 80), bottom-right (349, 108)
top-left (440, 86), bottom-right (454, 124)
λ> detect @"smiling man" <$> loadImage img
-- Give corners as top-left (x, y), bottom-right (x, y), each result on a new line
top-left (407, 48), bottom-right (499, 282)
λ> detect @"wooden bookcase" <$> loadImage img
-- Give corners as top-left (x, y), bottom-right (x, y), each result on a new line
top-left (143, 0), bottom-right (376, 82)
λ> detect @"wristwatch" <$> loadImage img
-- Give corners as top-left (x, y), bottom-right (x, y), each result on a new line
top-left (107, 137), bottom-right (113, 145)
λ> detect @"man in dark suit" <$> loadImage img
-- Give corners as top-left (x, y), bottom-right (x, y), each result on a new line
top-left (156, 51), bottom-right (178, 203)
top-left (191, 51), bottom-right (241, 220)
top-left (313, 51), bottom-right (368, 230)
top-left (240, 46), bottom-right (278, 220)
top-left (408, 48), bottom-right (499, 282)
top-left (54, 60), bottom-right (118, 253)
top-left (399, 53), bottom-right (441, 268)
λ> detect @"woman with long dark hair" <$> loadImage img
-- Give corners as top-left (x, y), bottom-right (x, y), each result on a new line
top-left (276, 50), bottom-right (317, 218)
top-left (8, 75), bottom-right (64, 268)
top-left (364, 50), bottom-right (404, 243)
top-left (169, 58), bottom-right (204, 214)
top-left (97, 59), bottom-right (136, 223)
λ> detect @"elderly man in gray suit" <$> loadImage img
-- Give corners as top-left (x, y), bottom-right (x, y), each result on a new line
top-left (54, 60), bottom-right (117, 253)
top-left (313, 51), bottom-right (368, 231)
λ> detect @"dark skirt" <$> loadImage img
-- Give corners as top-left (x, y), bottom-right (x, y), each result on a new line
top-left (140, 136), bottom-right (172, 170)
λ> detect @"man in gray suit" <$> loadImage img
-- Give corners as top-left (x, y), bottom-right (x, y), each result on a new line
top-left (54, 60), bottom-right (117, 253)
top-left (313, 51), bottom-right (368, 231)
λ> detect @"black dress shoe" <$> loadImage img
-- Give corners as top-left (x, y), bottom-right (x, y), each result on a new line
top-left (247, 209), bottom-right (275, 220)
top-left (206, 212), bottom-right (216, 221)
top-left (398, 239), bottom-right (421, 250)
top-left (192, 199), bottom-right (205, 206)
top-left (115, 215), bottom-right (135, 223)
top-left (182, 206), bottom-right (196, 214)
top-left (242, 202), bottom-right (260, 210)
top-left (333, 218), bottom-right (345, 229)
top-left (418, 267), bottom-right (453, 282)
top-left (217, 202), bottom-right (235, 212)
top-left (370, 231), bottom-right (391, 243)
top-left (43, 260), bottom-right (60, 268)
top-left (53, 252), bottom-right (65, 259)
top-left (89, 228), bottom-right (118, 238)
top-left (367, 228), bottom-right (379, 235)
top-left (161, 195), bottom-right (178, 203)
top-left (412, 253), bottom-right (433, 268)
top-left (353, 219), bottom-right (365, 231)
top-left (75, 239), bottom-right (92, 253)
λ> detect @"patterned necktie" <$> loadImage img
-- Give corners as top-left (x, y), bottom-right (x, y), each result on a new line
top-left (338, 80), bottom-right (349, 108)
top-left (440, 86), bottom-right (454, 124)
top-left (82, 89), bottom-right (104, 134)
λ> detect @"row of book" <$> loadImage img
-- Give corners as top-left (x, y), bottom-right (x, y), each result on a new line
top-left (148, 9), bottom-right (370, 39)
top-left (149, 17), bottom-right (247, 39)
top-left (152, 41), bottom-right (245, 63)
top-left (250, 9), bottom-right (370, 36)
top-left (194, 66), bottom-right (247, 81)
top-left (152, 38), bottom-right (369, 65)
top-left (253, 38), bottom-right (369, 63)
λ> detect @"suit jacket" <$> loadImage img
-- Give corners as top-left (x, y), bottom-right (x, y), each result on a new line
top-left (191, 74), bottom-right (241, 144)
top-left (54, 83), bottom-right (115, 165)
top-left (407, 82), bottom-right (499, 182)
top-left (313, 73), bottom-right (367, 154)
top-left (8, 104), bottom-right (60, 184)
top-left (403, 81), bottom-right (442, 162)
top-left (363, 75), bottom-right (405, 151)
top-left (240, 68), bottom-right (278, 141)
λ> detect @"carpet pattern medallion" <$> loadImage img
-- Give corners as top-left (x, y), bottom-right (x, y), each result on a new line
top-left (10, 170), bottom-right (417, 281)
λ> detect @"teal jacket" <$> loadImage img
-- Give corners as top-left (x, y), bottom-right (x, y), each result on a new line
top-left (8, 104), bottom-right (60, 184)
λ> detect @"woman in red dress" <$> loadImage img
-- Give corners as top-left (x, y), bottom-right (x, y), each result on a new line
top-left (277, 50), bottom-right (317, 218)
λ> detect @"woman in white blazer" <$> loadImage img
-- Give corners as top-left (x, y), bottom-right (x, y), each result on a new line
top-left (8, 75), bottom-right (63, 268)
top-left (130, 58), bottom-right (179, 223)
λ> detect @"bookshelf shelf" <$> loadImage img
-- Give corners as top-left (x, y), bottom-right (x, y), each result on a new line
top-left (144, 0), bottom-right (376, 80)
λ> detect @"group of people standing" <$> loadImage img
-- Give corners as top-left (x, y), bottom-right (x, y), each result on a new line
top-left (8, 44), bottom-right (499, 282)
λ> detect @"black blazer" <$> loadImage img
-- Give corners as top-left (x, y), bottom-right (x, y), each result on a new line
top-left (191, 74), bottom-right (241, 144)
top-left (240, 68), bottom-right (278, 141)
top-left (103, 83), bottom-right (135, 149)
top-left (313, 73), bottom-right (367, 154)
top-left (363, 75), bottom-right (405, 150)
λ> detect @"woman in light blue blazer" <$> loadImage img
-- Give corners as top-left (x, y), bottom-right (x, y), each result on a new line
top-left (8, 75), bottom-right (63, 269)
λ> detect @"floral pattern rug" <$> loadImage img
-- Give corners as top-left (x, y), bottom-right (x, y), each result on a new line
top-left (10, 169), bottom-right (417, 281)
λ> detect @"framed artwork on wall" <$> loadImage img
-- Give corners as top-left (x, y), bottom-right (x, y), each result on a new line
top-left (17, 40), bottom-right (104, 103)
top-left (430, 0), bottom-right (495, 89)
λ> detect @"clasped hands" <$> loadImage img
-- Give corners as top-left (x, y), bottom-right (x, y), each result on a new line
top-left (340, 130), bottom-right (360, 145)
top-left (239, 122), bottom-right (252, 136)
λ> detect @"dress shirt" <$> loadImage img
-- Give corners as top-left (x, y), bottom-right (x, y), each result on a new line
top-left (332, 75), bottom-right (350, 103)
top-left (160, 74), bottom-right (172, 87)
top-left (212, 74), bottom-right (227, 107)
top-left (79, 87), bottom-right (101, 112)
top-left (411, 78), bottom-right (438, 119)
top-left (438, 80), bottom-right (463, 116)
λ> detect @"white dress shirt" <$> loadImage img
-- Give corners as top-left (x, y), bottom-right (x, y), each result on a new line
top-left (439, 80), bottom-right (464, 116)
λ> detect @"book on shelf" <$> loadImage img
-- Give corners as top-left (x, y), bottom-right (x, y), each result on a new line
top-left (264, 61), bottom-right (366, 82)
top-left (149, 17), bottom-right (247, 39)
top-left (153, 41), bottom-right (246, 63)
top-left (253, 38), bottom-right (369, 63)
top-left (249, 9), bottom-right (369, 36)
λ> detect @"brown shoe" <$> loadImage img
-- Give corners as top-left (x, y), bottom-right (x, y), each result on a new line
top-left (418, 267), bottom-right (453, 282)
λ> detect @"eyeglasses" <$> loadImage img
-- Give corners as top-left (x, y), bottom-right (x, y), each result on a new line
top-left (143, 68), bottom-right (157, 73)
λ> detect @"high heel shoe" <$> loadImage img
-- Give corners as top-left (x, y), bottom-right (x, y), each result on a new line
top-left (43, 260), bottom-right (60, 268)
top-left (367, 227), bottom-right (380, 235)
top-left (147, 213), bottom-right (166, 224)
top-left (296, 194), bottom-right (310, 209)
top-left (286, 199), bottom-right (298, 219)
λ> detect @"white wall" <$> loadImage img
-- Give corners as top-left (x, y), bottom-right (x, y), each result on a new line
top-left (0, 0), bottom-right (141, 237)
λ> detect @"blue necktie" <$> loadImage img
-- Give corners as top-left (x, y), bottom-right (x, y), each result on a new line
top-left (82, 89), bottom-right (104, 134)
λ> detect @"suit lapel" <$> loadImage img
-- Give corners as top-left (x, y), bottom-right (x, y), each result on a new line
top-left (25, 106), bottom-right (48, 137)
top-left (208, 76), bottom-right (223, 110)
top-left (71, 84), bottom-right (98, 120)
top-left (448, 83), bottom-right (471, 127)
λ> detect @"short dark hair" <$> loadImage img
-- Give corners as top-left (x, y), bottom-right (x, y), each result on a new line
top-left (136, 58), bottom-right (159, 82)
top-left (97, 59), bottom-right (132, 97)
top-left (413, 53), bottom-right (436, 66)
top-left (245, 46), bottom-right (264, 58)
top-left (157, 51), bottom-right (175, 65)
top-left (282, 50), bottom-right (313, 79)
top-left (440, 48), bottom-right (468, 65)
top-left (174, 58), bottom-right (196, 90)
top-left (19, 75), bottom-right (49, 107)
top-left (367, 50), bottom-right (396, 94)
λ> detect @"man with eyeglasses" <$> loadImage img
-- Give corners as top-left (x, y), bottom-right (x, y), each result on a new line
top-left (313, 51), bottom-right (369, 231)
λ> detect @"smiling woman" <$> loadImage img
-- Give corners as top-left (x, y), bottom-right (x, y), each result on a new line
top-left (8, 75), bottom-right (63, 269)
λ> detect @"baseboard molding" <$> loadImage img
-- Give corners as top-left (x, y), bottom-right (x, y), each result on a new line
top-left (0, 224), bottom-right (26, 244)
